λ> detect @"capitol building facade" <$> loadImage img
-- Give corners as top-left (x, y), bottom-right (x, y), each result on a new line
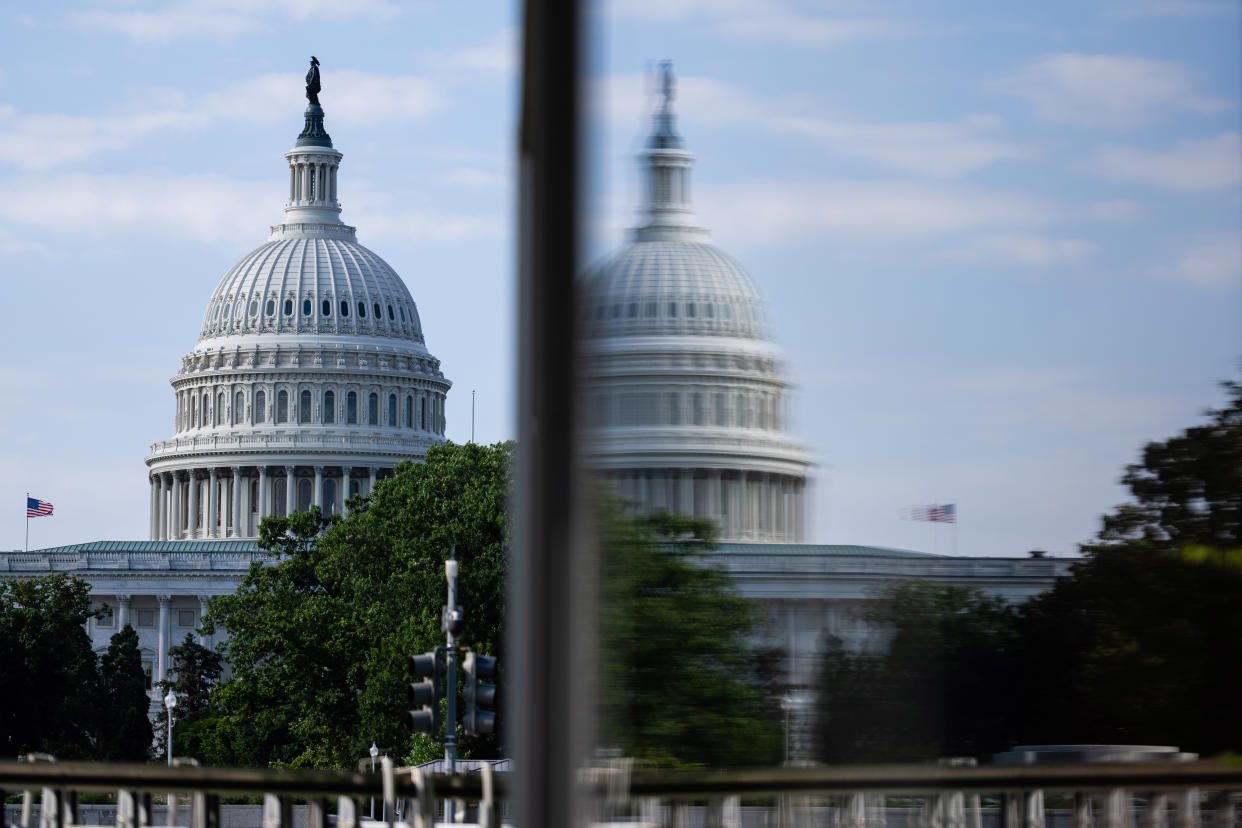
top-left (145, 98), bottom-right (450, 542)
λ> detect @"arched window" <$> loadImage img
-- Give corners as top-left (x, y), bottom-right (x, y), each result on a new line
top-left (668, 392), bottom-right (681, 425)
top-left (297, 479), bottom-right (312, 512)
top-left (691, 392), bottom-right (703, 426)
top-left (323, 390), bottom-right (335, 424)
top-left (420, 396), bottom-right (427, 430)
top-left (405, 395), bottom-right (413, 428)
top-left (347, 391), bottom-right (357, 424)
top-left (324, 479), bottom-right (337, 516)
top-left (714, 393), bottom-right (725, 426)
top-left (322, 299), bottom-right (332, 316)
top-left (191, 395), bottom-right (197, 428)
top-left (303, 298), bottom-right (312, 316)
top-left (388, 304), bottom-right (395, 320)
top-left (265, 299), bottom-right (275, 317)
top-left (255, 389), bottom-right (266, 423)
top-left (340, 300), bottom-right (350, 317)
top-left (299, 390), bottom-right (311, 424)
top-left (358, 302), bottom-right (366, 318)
top-left (274, 478), bottom-right (287, 518)
top-left (388, 394), bottom-right (396, 426)
top-left (368, 393), bottom-right (378, 425)
top-left (250, 480), bottom-right (259, 513)
top-left (202, 393), bottom-right (209, 427)
top-left (277, 390), bottom-right (289, 423)
top-left (235, 390), bottom-right (245, 424)
top-left (374, 302), bottom-right (382, 319)
top-left (284, 298), bottom-right (293, 316)
top-left (735, 393), bottom-right (745, 428)
top-left (216, 392), bottom-right (225, 427)
top-left (350, 479), bottom-right (361, 498)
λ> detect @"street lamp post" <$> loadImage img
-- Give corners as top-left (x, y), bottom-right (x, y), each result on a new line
top-left (369, 742), bottom-right (378, 820)
top-left (164, 690), bottom-right (178, 823)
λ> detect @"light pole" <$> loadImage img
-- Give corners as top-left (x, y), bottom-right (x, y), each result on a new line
top-left (368, 742), bottom-right (378, 820)
top-left (164, 690), bottom-right (178, 822)
top-left (164, 690), bottom-right (178, 766)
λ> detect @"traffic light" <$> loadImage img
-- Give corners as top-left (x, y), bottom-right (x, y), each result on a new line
top-left (407, 652), bottom-right (441, 734)
top-left (462, 649), bottom-right (497, 737)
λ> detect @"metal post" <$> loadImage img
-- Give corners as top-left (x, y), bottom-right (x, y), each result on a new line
top-left (444, 557), bottom-right (460, 824)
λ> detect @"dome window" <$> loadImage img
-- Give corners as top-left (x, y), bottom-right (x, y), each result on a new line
top-left (323, 390), bottom-right (335, 424)
top-left (358, 302), bottom-right (366, 318)
top-left (668, 302), bottom-right (677, 318)
top-left (303, 299), bottom-right (312, 316)
top-left (284, 299), bottom-right (293, 316)
top-left (235, 390), bottom-right (244, 425)
top-left (264, 299), bottom-right (274, 316)
top-left (388, 394), bottom-right (397, 426)
top-left (687, 303), bottom-right (696, 318)
top-left (299, 390), bottom-right (311, 424)
top-left (340, 300), bottom-right (350, 317)
top-left (374, 302), bottom-right (382, 319)
top-left (223, 303), bottom-right (231, 319)
top-left (322, 299), bottom-right (332, 316)
top-left (706, 304), bottom-right (715, 318)
top-left (596, 305), bottom-right (605, 321)
top-left (645, 302), bottom-right (657, 317)
top-left (346, 391), bottom-right (358, 424)
top-left (255, 390), bottom-right (266, 424)
top-left (277, 390), bottom-right (289, 423)
top-left (611, 304), bottom-right (620, 319)
top-left (249, 300), bottom-right (258, 316)
top-left (399, 307), bottom-right (406, 322)
top-left (405, 395), bottom-right (413, 428)
top-left (388, 305), bottom-right (395, 321)
top-left (628, 303), bottom-right (638, 318)
top-left (368, 392), bottom-right (378, 426)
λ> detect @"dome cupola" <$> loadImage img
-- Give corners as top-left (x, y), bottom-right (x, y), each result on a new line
top-left (145, 59), bottom-right (451, 541)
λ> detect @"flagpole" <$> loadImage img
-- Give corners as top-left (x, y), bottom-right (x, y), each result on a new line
top-left (25, 491), bottom-right (29, 554)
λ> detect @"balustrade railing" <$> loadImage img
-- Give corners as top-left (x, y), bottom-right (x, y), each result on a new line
top-left (3, 758), bottom-right (1239, 828)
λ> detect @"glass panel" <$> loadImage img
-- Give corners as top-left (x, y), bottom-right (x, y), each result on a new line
top-left (324, 390), bottom-right (335, 424)
top-left (368, 393), bottom-right (378, 425)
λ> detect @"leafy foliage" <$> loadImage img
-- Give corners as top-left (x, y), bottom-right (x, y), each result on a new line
top-left (200, 441), bottom-right (510, 769)
top-left (599, 503), bottom-right (783, 768)
top-left (97, 625), bottom-right (153, 762)
top-left (0, 575), bottom-right (101, 759)
top-left (815, 583), bottom-right (1019, 763)
top-left (154, 633), bottom-right (223, 760)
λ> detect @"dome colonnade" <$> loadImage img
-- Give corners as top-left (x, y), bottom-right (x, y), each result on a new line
top-left (146, 73), bottom-right (450, 540)
top-left (583, 63), bottom-right (809, 542)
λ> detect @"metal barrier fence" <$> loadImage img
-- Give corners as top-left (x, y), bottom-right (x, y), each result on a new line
top-left (3, 758), bottom-right (1240, 828)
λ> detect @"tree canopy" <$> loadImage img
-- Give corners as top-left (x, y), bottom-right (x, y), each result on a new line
top-left (97, 625), bottom-right (154, 762)
top-left (154, 633), bottom-right (223, 760)
top-left (598, 503), bottom-right (784, 768)
top-left (199, 441), bottom-right (510, 769)
top-left (0, 574), bottom-right (101, 759)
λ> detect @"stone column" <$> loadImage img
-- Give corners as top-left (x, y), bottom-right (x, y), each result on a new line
top-left (342, 467), bottom-right (352, 516)
top-left (231, 467), bottom-right (242, 538)
top-left (680, 471), bottom-right (694, 519)
top-left (639, 471), bottom-right (650, 514)
top-left (187, 470), bottom-right (199, 540)
top-left (708, 471), bottom-right (722, 531)
top-left (258, 466), bottom-right (268, 520)
top-left (313, 466), bottom-right (324, 509)
top-left (171, 473), bottom-right (183, 540)
top-left (208, 468), bottom-right (219, 538)
top-left (285, 466), bottom-right (295, 515)
top-left (156, 595), bottom-right (170, 682)
top-left (368, 467), bottom-right (377, 494)
top-left (197, 595), bottom-right (211, 647)
top-left (149, 476), bottom-right (158, 540)
top-left (117, 595), bottom-right (131, 629)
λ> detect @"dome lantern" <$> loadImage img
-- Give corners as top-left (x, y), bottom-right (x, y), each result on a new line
top-left (636, 61), bottom-right (705, 243)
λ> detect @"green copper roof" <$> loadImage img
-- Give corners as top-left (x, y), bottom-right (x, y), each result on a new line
top-left (710, 543), bottom-right (946, 558)
top-left (29, 540), bottom-right (261, 555)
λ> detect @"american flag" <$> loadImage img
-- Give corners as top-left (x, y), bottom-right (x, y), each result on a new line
top-left (905, 503), bottom-right (956, 523)
top-left (26, 497), bottom-right (54, 518)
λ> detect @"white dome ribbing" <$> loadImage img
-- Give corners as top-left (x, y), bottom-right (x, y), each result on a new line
top-left (583, 62), bottom-right (809, 543)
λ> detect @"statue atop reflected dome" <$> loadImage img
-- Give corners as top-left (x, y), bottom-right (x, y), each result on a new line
top-left (306, 56), bottom-right (322, 105)
top-left (659, 59), bottom-right (675, 110)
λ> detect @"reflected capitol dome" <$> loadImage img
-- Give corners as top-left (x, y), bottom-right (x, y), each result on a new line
top-left (584, 62), bottom-right (810, 542)
top-left (145, 83), bottom-right (451, 540)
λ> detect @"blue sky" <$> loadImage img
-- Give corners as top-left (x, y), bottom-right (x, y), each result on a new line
top-left (1, 0), bottom-right (1238, 556)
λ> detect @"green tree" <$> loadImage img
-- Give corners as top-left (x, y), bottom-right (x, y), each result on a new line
top-left (96, 625), bottom-right (153, 762)
top-left (154, 633), bottom-right (223, 760)
top-left (814, 582), bottom-right (1019, 763)
top-left (599, 504), bottom-right (783, 768)
top-left (0, 574), bottom-right (100, 759)
top-left (1012, 382), bottom-right (1242, 754)
top-left (200, 441), bottom-right (510, 768)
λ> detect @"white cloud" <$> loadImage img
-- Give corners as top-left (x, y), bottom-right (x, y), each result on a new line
top-left (0, 71), bottom-right (442, 170)
top-left (596, 73), bottom-right (1033, 177)
top-left (606, 0), bottom-right (911, 47)
top-left (941, 234), bottom-right (1097, 266)
top-left (1086, 132), bottom-right (1242, 191)
top-left (427, 27), bottom-right (518, 78)
top-left (70, 0), bottom-right (402, 41)
top-left (1107, 0), bottom-right (1237, 18)
top-left (991, 53), bottom-right (1228, 127)
top-left (699, 179), bottom-right (1054, 244)
top-left (0, 172), bottom-right (501, 247)
top-left (1173, 232), bottom-right (1242, 289)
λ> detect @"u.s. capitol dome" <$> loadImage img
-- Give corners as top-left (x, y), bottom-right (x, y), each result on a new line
top-left (583, 65), bottom-right (809, 542)
top-left (145, 85), bottom-right (450, 540)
